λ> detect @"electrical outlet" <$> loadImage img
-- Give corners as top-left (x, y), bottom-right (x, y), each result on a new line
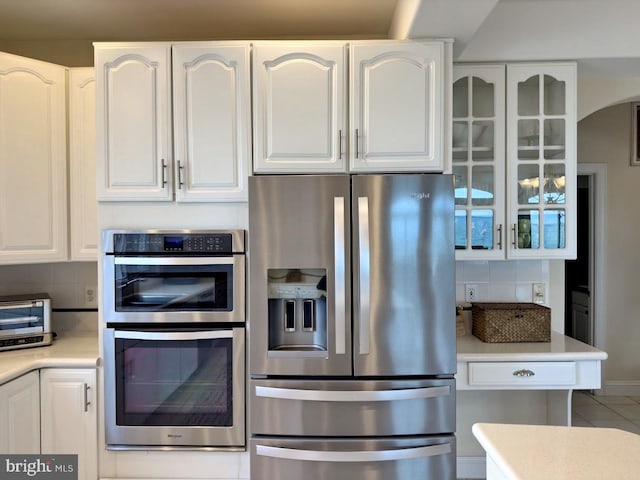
top-left (532, 283), bottom-right (545, 304)
top-left (84, 286), bottom-right (98, 307)
top-left (465, 284), bottom-right (478, 302)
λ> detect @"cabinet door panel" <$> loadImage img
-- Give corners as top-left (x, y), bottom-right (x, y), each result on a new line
top-left (452, 64), bottom-right (506, 260)
top-left (41, 369), bottom-right (97, 480)
top-left (95, 45), bottom-right (172, 201)
top-left (69, 68), bottom-right (98, 260)
top-left (350, 42), bottom-right (443, 172)
top-left (0, 371), bottom-right (40, 453)
top-left (506, 63), bottom-right (576, 259)
top-left (253, 44), bottom-right (346, 172)
top-left (0, 53), bottom-right (67, 263)
top-left (173, 44), bottom-right (251, 201)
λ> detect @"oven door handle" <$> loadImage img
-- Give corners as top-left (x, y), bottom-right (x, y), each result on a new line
top-left (113, 256), bottom-right (234, 266)
top-left (114, 330), bottom-right (233, 341)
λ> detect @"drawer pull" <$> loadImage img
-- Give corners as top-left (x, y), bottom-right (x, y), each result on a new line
top-left (513, 369), bottom-right (535, 377)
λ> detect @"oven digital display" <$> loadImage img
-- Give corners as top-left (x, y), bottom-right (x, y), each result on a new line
top-left (164, 236), bottom-right (184, 251)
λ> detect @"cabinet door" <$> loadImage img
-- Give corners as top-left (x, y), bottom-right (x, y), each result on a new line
top-left (452, 64), bottom-right (506, 260)
top-left (69, 68), bottom-right (98, 260)
top-left (172, 43), bottom-right (251, 201)
top-left (0, 53), bottom-right (67, 264)
top-left (350, 41), bottom-right (444, 172)
top-left (40, 369), bottom-right (97, 480)
top-left (95, 44), bottom-right (172, 201)
top-left (0, 371), bottom-right (40, 454)
top-left (253, 43), bottom-right (347, 173)
top-left (506, 63), bottom-right (577, 259)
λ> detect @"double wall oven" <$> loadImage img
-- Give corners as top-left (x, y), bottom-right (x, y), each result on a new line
top-left (102, 230), bottom-right (245, 450)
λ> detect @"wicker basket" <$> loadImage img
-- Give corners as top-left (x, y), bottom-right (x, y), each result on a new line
top-left (472, 302), bottom-right (551, 343)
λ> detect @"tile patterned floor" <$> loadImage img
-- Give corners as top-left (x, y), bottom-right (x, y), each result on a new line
top-left (572, 391), bottom-right (640, 434)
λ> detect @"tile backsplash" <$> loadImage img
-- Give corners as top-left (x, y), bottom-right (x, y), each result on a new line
top-left (0, 262), bottom-right (99, 332)
top-left (455, 260), bottom-right (550, 303)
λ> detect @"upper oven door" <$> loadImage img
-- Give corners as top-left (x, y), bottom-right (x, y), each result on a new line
top-left (103, 255), bottom-right (245, 323)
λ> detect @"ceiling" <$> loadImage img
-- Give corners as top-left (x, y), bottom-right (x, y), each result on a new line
top-left (0, 0), bottom-right (401, 41)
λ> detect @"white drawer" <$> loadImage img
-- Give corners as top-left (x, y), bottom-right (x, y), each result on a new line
top-left (467, 362), bottom-right (577, 387)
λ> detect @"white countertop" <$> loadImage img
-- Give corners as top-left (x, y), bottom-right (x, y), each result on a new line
top-left (457, 331), bottom-right (608, 362)
top-left (473, 422), bottom-right (640, 480)
top-left (0, 332), bottom-right (99, 385)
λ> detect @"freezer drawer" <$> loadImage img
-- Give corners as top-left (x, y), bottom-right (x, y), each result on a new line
top-left (251, 378), bottom-right (455, 436)
top-left (251, 435), bottom-right (456, 480)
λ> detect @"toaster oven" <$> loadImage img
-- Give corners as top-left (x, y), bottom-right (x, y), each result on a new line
top-left (0, 293), bottom-right (53, 351)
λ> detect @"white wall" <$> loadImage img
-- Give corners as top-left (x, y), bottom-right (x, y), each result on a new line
top-left (578, 102), bottom-right (640, 394)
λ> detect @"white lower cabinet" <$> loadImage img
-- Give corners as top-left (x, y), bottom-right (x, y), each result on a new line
top-left (40, 368), bottom-right (98, 480)
top-left (0, 371), bottom-right (40, 453)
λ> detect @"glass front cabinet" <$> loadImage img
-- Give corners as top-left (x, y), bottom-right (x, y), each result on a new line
top-left (452, 62), bottom-right (576, 260)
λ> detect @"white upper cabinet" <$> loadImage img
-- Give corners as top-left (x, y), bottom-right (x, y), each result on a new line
top-left (350, 41), bottom-right (445, 172)
top-left (252, 42), bottom-right (347, 173)
top-left (69, 67), bottom-right (98, 260)
top-left (172, 44), bottom-right (251, 202)
top-left (0, 52), bottom-right (67, 264)
top-left (453, 62), bottom-right (576, 260)
top-left (95, 42), bottom-right (251, 202)
top-left (453, 64), bottom-right (506, 260)
top-left (95, 44), bottom-right (172, 201)
top-left (506, 63), bottom-right (576, 259)
top-left (253, 40), bottom-right (447, 174)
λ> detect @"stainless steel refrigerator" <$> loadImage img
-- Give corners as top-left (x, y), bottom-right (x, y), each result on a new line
top-left (249, 174), bottom-right (456, 480)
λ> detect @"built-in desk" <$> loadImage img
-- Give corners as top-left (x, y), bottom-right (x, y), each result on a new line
top-left (457, 332), bottom-right (607, 425)
top-left (455, 333), bottom-right (607, 478)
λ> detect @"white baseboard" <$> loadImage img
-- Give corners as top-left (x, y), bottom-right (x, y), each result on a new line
top-left (602, 380), bottom-right (640, 396)
top-left (457, 456), bottom-right (486, 479)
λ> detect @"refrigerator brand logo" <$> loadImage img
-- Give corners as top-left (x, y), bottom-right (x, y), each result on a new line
top-left (410, 192), bottom-right (431, 200)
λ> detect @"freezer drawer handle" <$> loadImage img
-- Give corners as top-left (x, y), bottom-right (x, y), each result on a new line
top-left (255, 442), bottom-right (452, 462)
top-left (255, 385), bottom-right (450, 402)
top-left (357, 196), bottom-right (371, 355)
top-left (334, 196), bottom-right (346, 355)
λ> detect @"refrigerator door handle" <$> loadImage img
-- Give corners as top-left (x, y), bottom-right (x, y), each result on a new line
top-left (357, 196), bottom-right (371, 355)
top-left (334, 196), bottom-right (346, 355)
top-left (255, 442), bottom-right (452, 462)
top-left (255, 385), bottom-right (450, 402)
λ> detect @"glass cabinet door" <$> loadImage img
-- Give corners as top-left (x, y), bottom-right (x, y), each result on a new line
top-left (506, 63), bottom-right (576, 259)
top-left (452, 65), bottom-right (506, 260)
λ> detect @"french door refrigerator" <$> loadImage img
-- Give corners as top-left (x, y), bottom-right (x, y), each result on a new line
top-left (249, 174), bottom-right (456, 480)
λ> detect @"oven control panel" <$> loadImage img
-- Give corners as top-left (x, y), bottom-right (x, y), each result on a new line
top-left (112, 233), bottom-right (233, 254)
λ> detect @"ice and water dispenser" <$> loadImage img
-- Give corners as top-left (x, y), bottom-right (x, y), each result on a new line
top-left (267, 268), bottom-right (327, 353)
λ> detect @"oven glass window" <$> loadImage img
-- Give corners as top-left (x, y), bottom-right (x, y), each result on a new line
top-left (115, 335), bottom-right (233, 426)
top-left (0, 304), bottom-right (44, 332)
top-left (114, 263), bottom-right (233, 312)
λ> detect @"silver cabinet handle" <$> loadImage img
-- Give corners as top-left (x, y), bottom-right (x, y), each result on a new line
top-left (255, 385), bottom-right (450, 402)
top-left (357, 196), bottom-right (370, 355)
top-left (511, 223), bottom-right (517, 248)
top-left (161, 159), bottom-right (168, 187)
top-left (497, 224), bottom-right (503, 250)
top-left (177, 160), bottom-right (184, 189)
top-left (83, 383), bottom-right (91, 412)
top-left (256, 443), bottom-right (451, 462)
top-left (355, 128), bottom-right (360, 158)
top-left (334, 197), bottom-right (346, 355)
top-left (513, 369), bottom-right (535, 377)
top-left (338, 129), bottom-right (343, 160)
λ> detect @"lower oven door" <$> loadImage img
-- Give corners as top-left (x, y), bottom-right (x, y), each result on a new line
top-left (104, 327), bottom-right (245, 449)
top-left (250, 436), bottom-right (456, 480)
